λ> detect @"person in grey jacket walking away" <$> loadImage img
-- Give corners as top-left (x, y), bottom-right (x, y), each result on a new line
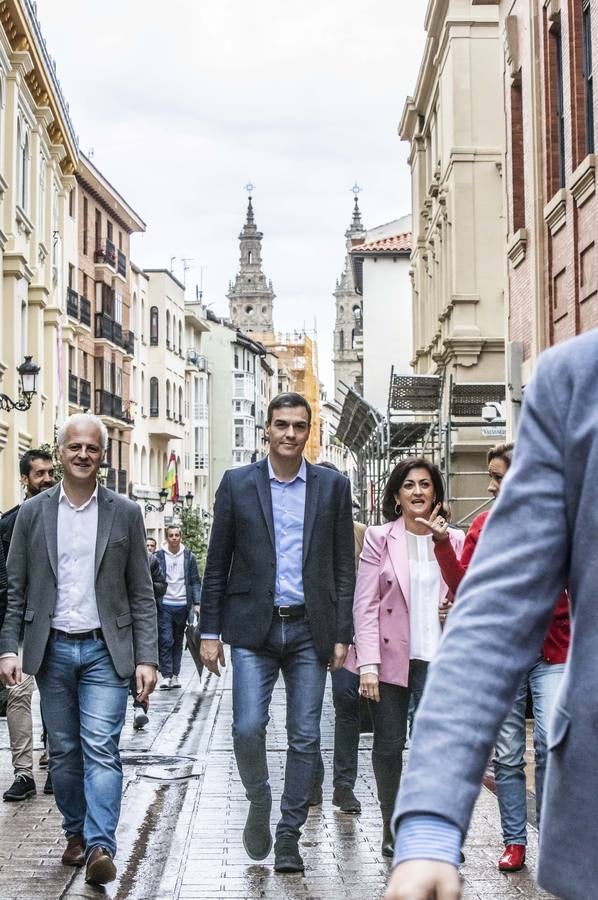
top-left (0, 414), bottom-right (158, 887)
top-left (154, 525), bottom-right (201, 689)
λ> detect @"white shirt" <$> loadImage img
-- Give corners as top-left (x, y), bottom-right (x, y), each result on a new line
top-left (407, 531), bottom-right (441, 662)
top-left (162, 544), bottom-right (187, 605)
top-left (52, 484), bottom-right (101, 632)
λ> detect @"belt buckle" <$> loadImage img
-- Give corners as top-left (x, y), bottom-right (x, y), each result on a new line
top-left (278, 606), bottom-right (290, 618)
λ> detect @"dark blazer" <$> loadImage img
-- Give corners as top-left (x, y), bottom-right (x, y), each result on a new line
top-left (0, 483), bottom-right (158, 678)
top-left (154, 547), bottom-right (201, 611)
top-left (149, 554), bottom-right (167, 601)
top-left (393, 329), bottom-right (598, 900)
top-left (200, 457), bottom-right (355, 662)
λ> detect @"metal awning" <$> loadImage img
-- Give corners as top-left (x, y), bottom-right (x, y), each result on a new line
top-left (335, 387), bottom-right (382, 453)
top-left (450, 382), bottom-right (505, 417)
top-left (388, 374), bottom-right (441, 412)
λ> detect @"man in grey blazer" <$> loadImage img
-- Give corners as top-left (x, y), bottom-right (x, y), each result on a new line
top-left (0, 414), bottom-right (158, 886)
top-left (200, 392), bottom-right (355, 874)
top-left (385, 331), bottom-right (597, 900)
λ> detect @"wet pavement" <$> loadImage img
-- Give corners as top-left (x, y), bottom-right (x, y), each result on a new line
top-left (0, 656), bottom-right (557, 899)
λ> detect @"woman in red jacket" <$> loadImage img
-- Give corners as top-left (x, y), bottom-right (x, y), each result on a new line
top-left (419, 442), bottom-right (570, 874)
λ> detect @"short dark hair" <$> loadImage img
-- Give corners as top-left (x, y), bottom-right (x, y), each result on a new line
top-left (382, 457), bottom-right (448, 523)
top-left (487, 442), bottom-right (514, 469)
top-left (19, 449), bottom-right (53, 478)
top-left (165, 525), bottom-right (182, 536)
top-left (266, 392), bottom-right (311, 426)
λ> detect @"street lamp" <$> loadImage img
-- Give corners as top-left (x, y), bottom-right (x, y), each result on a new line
top-left (0, 356), bottom-right (40, 412)
top-left (97, 461), bottom-right (111, 486)
top-left (172, 490), bottom-right (194, 516)
top-left (145, 488), bottom-right (169, 514)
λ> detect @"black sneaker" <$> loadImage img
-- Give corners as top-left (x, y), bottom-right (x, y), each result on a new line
top-left (43, 772), bottom-right (53, 795)
top-left (3, 773), bottom-right (36, 801)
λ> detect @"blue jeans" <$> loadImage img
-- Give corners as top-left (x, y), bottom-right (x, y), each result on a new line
top-left (231, 614), bottom-right (328, 839)
top-left (158, 605), bottom-right (187, 677)
top-left (36, 633), bottom-right (129, 858)
top-left (493, 657), bottom-right (565, 845)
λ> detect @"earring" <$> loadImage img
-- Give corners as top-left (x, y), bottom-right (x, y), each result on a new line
top-left (394, 502), bottom-right (401, 515)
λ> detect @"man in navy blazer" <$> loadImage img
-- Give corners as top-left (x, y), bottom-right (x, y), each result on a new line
top-left (200, 392), bottom-right (355, 874)
top-left (385, 331), bottom-right (598, 900)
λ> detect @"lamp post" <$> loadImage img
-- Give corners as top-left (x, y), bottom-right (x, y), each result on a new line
top-left (144, 488), bottom-right (169, 514)
top-left (172, 490), bottom-right (194, 516)
top-left (0, 356), bottom-right (40, 412)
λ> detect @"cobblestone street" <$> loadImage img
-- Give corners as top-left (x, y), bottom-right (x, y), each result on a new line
top-left (0, 656), bottom-right (556, 899)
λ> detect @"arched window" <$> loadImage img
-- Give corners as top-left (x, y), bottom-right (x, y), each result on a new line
top-left (338, 330), bottom-right (345, 352)
top-left (133, 444), bottom-right (140, 482)
top-left (141, 446), bottom-right (148, 484)
top-left (141, 298), bottom-right (146, 342)
top-left (166, 379), bottom-right (171, 418)
top-left (166, 310), bottom-right (171, 348)
top-left (149, 448), bottom-right (156, 484)
top-left (178, 386), bottom-right (183, 422)
top-left (141, 371), bottom-right (145, 415)
top-left (248, 250), bottom-right (253, 264)
top-left (150, 307), bottom-right (159, 345)
top-left (178, 320), bottom-right (182, 355)
top-left (149, 377), bottom-right (159, 416)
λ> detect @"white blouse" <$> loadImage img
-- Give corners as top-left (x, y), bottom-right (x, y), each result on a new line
top-left (406, 531), bottom-right (441, 663)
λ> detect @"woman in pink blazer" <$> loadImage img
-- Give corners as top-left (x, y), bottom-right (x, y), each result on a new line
top-left (345, 457), bottom-right (464, 857)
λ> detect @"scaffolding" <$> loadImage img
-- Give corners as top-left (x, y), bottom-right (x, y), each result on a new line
top-left (335, 370), bottom-right (506, 527)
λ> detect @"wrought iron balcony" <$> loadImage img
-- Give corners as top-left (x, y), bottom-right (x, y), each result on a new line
top-left (117, 469), bottom-right (127, 494)
top-left (66, 287), bottom-right (78, 319)
top-left (94, 238), bottom-right (116, 266)
top-left (123, 330), bottom-right (134, 355)
top-left (80, 378), bottom-right (91, 410)
top-left (117, 250), bottom-right (127, 278)
top-left (79, 296), bottom-right (91, 327)
top-left (95, 389), bottom-right (132, 424)
top-left (95, 313), bottom-right (124, 348)
top-left (68, 372), bottom-right (78, 404)
top-left (112, 322), bottom-right (123, 347)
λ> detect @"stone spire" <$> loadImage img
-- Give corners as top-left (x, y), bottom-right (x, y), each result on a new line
top-left (228, 194), bottom-right (275, 334)
top-left (332, 196), bottom-right (366, 401)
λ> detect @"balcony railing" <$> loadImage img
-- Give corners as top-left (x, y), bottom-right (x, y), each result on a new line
top-left (95, 389), bottom-right (133, 424)
top-left (95, 313), bottom-right (124, 348)
top-left (149, 405), bottom-right (159, 417)
top-left (117, 469), bottom-right (127, 494)
top-left (186, 349), bottom-right (208, 370)
top-left (66, 287), bottom-right (78, 319)
top-left (79, 296), bottom-right (91, 326)
top-left (94, 237), bottom-right (116, 266)
top-left (123, 330), bottom-right (134, 355)
top-left (68, 372), bottom-right (78, 404)
top-left (80, 378), bottom-right (91, 410)
top-left (117, 250), bottom-right (127, 278)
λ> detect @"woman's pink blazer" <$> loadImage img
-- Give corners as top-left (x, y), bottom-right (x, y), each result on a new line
top-left (345, 517), bottom-right (465, 687)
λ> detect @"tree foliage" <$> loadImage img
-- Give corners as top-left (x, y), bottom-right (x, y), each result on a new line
top-left (180, 507), bottom-right (209, 573)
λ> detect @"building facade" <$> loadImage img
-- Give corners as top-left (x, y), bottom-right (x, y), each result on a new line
top-left (0, 0), bottom-right (79, 508)
top-left (70, 154), bottom-right (144, 495)
top-left (400, 0), bottom-right (506, 522)
top-left (500, 0), bottom-right (598, 429)
top-left (351, 216), bottom-right (413, 414)
top-left (332, 198), bottom-right (366, 403)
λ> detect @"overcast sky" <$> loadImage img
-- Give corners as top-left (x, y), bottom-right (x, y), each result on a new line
top-left (37, 1), bottom-right (427, 392)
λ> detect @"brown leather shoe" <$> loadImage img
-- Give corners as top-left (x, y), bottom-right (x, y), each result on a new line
top-left (61, 833), bottom-right (86, 867)
top-left (85, 847), bottom-right (117, 884)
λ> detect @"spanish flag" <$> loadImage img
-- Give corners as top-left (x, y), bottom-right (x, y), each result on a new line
top-left (163, 451), bottom-right (179, 502)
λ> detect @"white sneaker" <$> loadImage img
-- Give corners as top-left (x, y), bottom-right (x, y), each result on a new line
top-left (170, 675), bottom-right (181, 688)
top-left (133, 708), bottom-right (149, 729)
top-left (159, 679), bottom-right (171, 690)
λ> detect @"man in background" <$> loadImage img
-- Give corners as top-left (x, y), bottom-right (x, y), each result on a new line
top-left (154, 525), bottom-right (201, 690)
top-left (0, 449), bottom-right (54, 802)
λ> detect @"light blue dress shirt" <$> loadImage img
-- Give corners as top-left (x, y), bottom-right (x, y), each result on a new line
top-left (268, 457), bottom-right (306, 607)
top-left (393, 813), bottom-right (462, 867)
